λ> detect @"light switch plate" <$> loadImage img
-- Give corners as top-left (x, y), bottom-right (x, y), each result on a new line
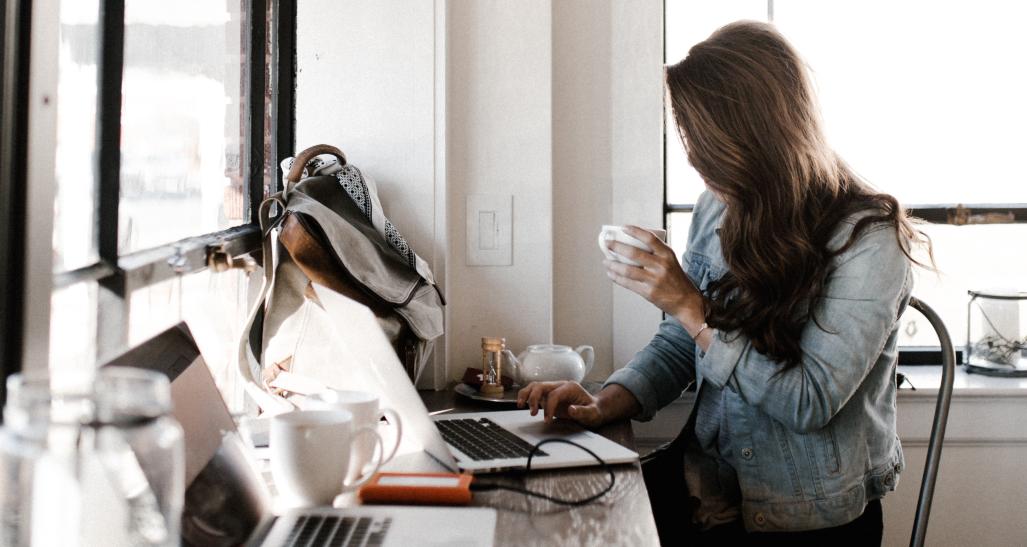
top-left (466, 194), bottom-right (512, 266)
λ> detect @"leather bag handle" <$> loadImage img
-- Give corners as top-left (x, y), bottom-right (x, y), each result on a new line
top-left (286, 144), bottom-right (347, 185)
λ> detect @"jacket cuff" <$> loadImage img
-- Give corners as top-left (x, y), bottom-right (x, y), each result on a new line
top-left (604, 367), bottom-right (659, 422)
top-left (699, 331), bottom-right (747, 388)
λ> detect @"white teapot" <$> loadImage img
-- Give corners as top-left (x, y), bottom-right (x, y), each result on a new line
top-left (508, 344), bottom-right (595, 384)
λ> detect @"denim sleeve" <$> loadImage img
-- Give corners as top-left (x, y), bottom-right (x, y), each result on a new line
top-left (699, 225), bottom-right (912, 433)
top-left (604, 317), bottom-right (697, 421)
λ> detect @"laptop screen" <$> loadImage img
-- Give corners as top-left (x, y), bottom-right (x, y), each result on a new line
top-left (103, 323), bottom-right (272, 547)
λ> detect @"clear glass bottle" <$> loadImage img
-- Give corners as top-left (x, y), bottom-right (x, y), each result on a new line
top-left (0, 412), bottom-right (43, 545)
top-left (0, 367), bottom-right (184, 546)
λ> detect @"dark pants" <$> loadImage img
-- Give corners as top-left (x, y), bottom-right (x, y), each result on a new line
top-left (642, 437), bottom-right (884, 546)
top-left (694, 500), bottom-right (883, 546)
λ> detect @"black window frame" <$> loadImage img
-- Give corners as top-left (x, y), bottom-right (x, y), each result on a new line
top-left (1, 0), bottom-right (33, 411)
top-left (661, 0), bottom-right (1026, 366)
top-left (1, 0), bottom-right (297, 403)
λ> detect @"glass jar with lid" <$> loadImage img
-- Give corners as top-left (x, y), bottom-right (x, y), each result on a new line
top-left (0, 367), bottom-right (184, 546)
top-left (965, 289), bottom-right (1027, 377)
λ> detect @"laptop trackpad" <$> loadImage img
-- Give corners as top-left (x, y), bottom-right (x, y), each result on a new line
top-left (515, 419), bottom-right (595, 443)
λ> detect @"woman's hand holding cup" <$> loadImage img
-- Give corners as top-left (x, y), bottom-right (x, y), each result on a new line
top-left (601, 225), bottom-right (706, 339)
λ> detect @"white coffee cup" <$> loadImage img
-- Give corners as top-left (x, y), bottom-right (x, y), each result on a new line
top-left (270, 409), bottom-right (384, 507)
top-left (598, 225), bottom-right (668, 266)
top-left (302, 389), bottom-right (403, 482)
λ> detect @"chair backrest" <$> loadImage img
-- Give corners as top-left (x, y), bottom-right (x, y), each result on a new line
top-left (905, 297), bottom-right (956, 547)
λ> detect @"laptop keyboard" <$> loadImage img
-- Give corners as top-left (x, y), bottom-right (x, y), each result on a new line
top-left (435, 417), bottom-right (548, 461)
top-left (281, 515), bottom-right (391, 547)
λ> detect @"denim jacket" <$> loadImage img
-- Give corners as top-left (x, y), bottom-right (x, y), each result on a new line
top-left (606, 190), bottom-right (912, 532)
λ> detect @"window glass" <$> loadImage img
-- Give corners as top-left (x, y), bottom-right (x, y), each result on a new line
top-left (666, 212), bottom-right (693, 259)
top-left (119, 0), bottom-right (248, 254)
top-left (53, 0), bottom-right (99, 273)
top-left (898, 223), bottom-right (1027, 348)
top-left (664, 0), bottom-right (767, 207)
top-left (774, 0), bottom-right (1027, 204)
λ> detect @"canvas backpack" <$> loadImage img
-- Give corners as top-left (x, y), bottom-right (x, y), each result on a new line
top-left (237, 144), bottom-right (444, 411)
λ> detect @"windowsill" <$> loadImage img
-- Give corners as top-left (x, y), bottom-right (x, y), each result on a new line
top-left (897, 365), bottom-right (1027, 397)
top-left (654, 365), bottom-right (1027, 408)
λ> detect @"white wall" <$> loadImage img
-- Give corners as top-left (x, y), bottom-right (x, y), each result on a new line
top-left (445, 0), bottom-right (664, 380)
top-left (445, 0), bottom-right (555, 379)
top-left (295, 1), bottom-right (436, 264)
top-left (551, 1), bottom-right (614, 378)
top-left (296, 1), bottom-right (665, 383)
top-left (551, 1), bottom-right (665, 379)
top-left (607, 1), bottom-right (665, 371)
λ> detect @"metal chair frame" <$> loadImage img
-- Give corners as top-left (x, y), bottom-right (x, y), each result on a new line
top-left (906, 297), bottom-right (956, 547)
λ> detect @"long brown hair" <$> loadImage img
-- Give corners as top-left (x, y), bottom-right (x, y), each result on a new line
top-left (665, 21), bottom-right (931, 368)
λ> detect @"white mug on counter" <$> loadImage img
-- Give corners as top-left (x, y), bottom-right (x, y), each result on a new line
top-left (270, 409), bottom-right (384, 507)
top-left (301, 389), bottom-right (403, 482)
top-left (598, 225), bottom-right (668, 266)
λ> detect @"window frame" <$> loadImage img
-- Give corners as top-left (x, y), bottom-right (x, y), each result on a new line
top-left (1, 0), bottom-right (32, 410)
top-left (661, 0), bottom-right (1027, 366)
top-left (2, 0), bottom-right (297, 396)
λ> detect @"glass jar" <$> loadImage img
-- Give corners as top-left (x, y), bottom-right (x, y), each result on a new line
top-left (0, 418), bottom-right (42, 545)
top-left (0, 367), bottom-right (184, 546)
top-left (965, 290), bottom-right (1027, 377)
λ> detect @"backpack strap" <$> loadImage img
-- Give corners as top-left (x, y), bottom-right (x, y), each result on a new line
top-left (283, 144), bottom-right (347, 198)
top-left (235, 191), bottom-right (296, 414)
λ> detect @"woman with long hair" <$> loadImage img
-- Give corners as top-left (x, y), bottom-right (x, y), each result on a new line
top-left (518, 21), bottom-right (930, 545)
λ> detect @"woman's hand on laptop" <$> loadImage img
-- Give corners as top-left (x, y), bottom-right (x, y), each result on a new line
top-left (517, 381), bottom-right (603, 427)
top-left (517, 382), bottom-right (641, 428)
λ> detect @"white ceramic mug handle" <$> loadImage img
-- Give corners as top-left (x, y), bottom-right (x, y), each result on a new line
top-left (377, 408), bottom-right (403, 464)
top-left (341, 426), bottom-right (384, 492)
top-left (575, 345), bottom-right (595, 377)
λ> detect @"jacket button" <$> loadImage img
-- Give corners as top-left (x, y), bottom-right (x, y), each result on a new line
top-left (754, 512), bottom-right (767, 526)
top-left (884, 471), bottom-right (894, 486)
top-left (741, 447), bottom-right (754, 460)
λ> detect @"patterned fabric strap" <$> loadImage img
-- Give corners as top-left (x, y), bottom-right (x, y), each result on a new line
top-left (281, 155), bottom-right (429, 278)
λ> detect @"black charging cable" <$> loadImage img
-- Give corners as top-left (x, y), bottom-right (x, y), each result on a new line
top-left (469, 438), bottom-right (616, 507)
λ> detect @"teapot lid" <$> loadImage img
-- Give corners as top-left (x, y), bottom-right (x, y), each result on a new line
top-left (525, 344), bottom-right (572, 352)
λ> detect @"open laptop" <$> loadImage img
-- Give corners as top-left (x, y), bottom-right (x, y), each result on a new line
top-left (295, 283), bottom-right (639, 474)
top-left (105, 323), bottom-right (496, 547)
